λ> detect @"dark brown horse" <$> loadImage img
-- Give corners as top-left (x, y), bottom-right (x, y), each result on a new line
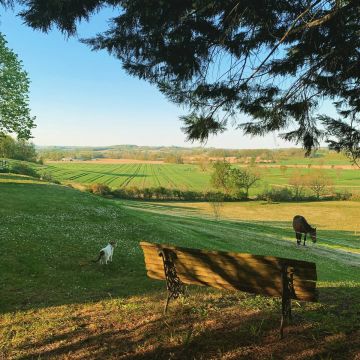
top-left (292, 215), bottom-right (316, 246)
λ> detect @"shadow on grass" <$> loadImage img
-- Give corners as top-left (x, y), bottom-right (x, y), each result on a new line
top-left (124, 199), bottom-right (360, 249)
top-left (12, 285), bottom-right (360, 360)
top-left (0, 174), bottom-right (38, 181)
top-left (121, 199), bottom-right (201, 212)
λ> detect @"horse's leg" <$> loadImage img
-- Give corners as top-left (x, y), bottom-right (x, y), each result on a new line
top-left (303, 234), bottom-right (307, 246)
top-left (296, 232), bottom-right (301, 246)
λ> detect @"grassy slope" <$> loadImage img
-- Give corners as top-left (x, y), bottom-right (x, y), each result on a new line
top-left (1, 174), bottom-right (359, 359)
top-left (127, 201), bottom-right (360, 253)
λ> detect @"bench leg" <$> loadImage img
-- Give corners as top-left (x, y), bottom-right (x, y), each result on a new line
top-left (288, 300), bottom-right (292, 321)
top-left (280, 265), bottom-right (293, 339)
top-left (280, 297), bottom-right (291, 339)
top-left (280, 315), bottom-right (285, 339)
top-left (159, 249), bottom-right (185, 315)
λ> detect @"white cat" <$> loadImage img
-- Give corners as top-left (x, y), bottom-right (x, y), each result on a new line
top-left (93, 241), bottom-right (117, 264)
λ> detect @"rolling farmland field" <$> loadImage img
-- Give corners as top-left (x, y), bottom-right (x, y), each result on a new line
top-left (38, 162), bottom-right (360, 194)
top-left (43, 162), bottom-right (212, 190)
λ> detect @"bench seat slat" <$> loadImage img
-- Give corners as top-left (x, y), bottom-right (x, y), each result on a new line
top-left (140, 242), bottom-right (316, 269)
top-left (140, 242), bottom-right (318, 302)
top-left (146, 268), bottom-right (317, 301)
top-left (145, 267), bottom-right (317, 302)
top-left (143, 257), bottom-right (316, 282)
top-left (141, 243), bottom-right (317, 281)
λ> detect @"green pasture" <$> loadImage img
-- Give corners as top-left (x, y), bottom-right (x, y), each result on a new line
top-left (0, 173), bottom-right (358, 314)
top-left (1, 173), bottom-right (359, 358)
top-left (255, 166), bottom-right (360, 193)
top-left (32, 161), bottom-right (360, 195)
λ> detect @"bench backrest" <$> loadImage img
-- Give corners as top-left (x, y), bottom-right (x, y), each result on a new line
top-left (140, 241), bottom-right (318, 302)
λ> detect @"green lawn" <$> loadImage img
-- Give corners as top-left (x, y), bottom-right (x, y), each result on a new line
top-left (1, 174), bottom-right (359, 359)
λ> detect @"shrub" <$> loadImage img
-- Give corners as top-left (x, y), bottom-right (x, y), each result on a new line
top-left (128, 186), bottom-right (142, 199)
top-left (11, 163), bottom-right (39, 178)
top-left (257, 187), bottom-right (294, 202)
top-left (350, 192), bottom-right (360, 201)
top-left (151, 186), bottom-right (171, 199)
top-left (113, 188), bottom-right (127, 198)
top-left (89, 183), bottom-right (111, 196)
top-left (142, 187), bottom-right (153, 199)
top-left (172, 189), bottom-right (184, 200)
top-left (288, 170), bottom-right (307, 200)
top-left (112, 187), bottom-right (249, 201)
top-left (333, 190), bottom-right (352, 201)
top-left (306, 171), bottom-right (334, 200)
top-left (40, 172), bottom-right (60, 184)
top-left (207, 192), bottom-right (225, 220)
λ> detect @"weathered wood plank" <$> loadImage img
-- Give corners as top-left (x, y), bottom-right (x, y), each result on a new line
top-left (145, 265), bottom-right (317, 302)
top-left (140, 241), bottom-right (318, 302)
top-left (146, 269), bottom-right (317, 302)
top-left (144, 261), bottom-right (316, 289)
top-left (143, 256), bottom-right (316, 282)
top-left (140, 242), bottom-right (316, 270)
top-left (141, 242), bottom-right (317, 281)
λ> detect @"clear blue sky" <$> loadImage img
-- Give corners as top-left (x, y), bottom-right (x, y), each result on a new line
top-left (1, 6), bottom-right (322, 149)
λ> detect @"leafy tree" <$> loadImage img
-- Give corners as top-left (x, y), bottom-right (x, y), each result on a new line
top-left (289, 170), bottom-right (306, 200)
top-left (197, 156), bottom-right (209, 172)
top-left (0, 32), bottom-right (35, 139)
top-left (208, 192), bottom-right (224, 221)
top-left (0, 134), bottom-right (37, 161)
top-left (164, 153), bottom-right (184, 164)
top-left (210, 160), bottom-right (232, 193)
top-left (0, 134), bottom-right (15, 158)
top-left (211, 161), bottom-right (261, 198)
top-left (6, 1), bottom-right (360, 161)
top-left (229, 167), bottom-right (261, 199)
top-left (305, 171), bottom-right (333, 199)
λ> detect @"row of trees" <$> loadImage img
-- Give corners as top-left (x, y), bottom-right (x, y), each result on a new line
top-left (39, 145), bottom-right (342, 164)
top-left (288, 171), bottom-right (334, 200)
top-left (210, 161), bottom-right (337, 201)
top-left (87, 183), bottom-right (241, 201)
top-left (0, 135), bottom-right (37, 162)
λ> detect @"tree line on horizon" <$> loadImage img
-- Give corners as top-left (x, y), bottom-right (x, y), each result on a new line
top-left (37, 146), bottom-right (347, 164)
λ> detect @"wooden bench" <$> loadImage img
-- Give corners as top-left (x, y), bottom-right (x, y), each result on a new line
top-left (140, 241), bottom-right (318, 338)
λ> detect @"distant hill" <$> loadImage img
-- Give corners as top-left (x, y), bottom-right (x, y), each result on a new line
top-left (36, 145), bottom-right (352, 166)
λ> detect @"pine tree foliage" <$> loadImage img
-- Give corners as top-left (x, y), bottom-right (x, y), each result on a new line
top-left (4, 1), bottom-right (360, 161)
top-left (319, 105), bottom-right (360, 167)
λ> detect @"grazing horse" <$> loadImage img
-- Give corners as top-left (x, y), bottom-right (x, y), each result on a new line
top-left (292, 215), bottom-right (316, 246)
